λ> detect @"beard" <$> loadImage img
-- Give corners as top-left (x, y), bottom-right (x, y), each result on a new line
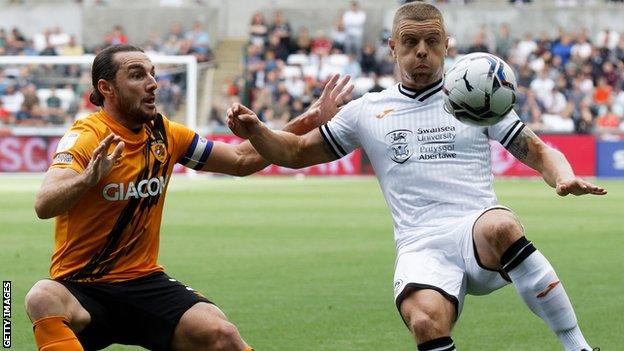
top-left (115, 88), bottom-right (158, 125)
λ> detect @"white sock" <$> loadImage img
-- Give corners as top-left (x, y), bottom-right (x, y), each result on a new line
top-left (502, 237), bottom-right (591, 351)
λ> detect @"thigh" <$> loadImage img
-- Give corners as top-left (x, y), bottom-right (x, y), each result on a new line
top-left (394, 235), bottom-right (465, 320)
top-left (456, 207), bottom-right (513, 296)
top-left (56, 280), bottom-right (117, 351)
top-left (113, 272), bottom-right (213, 350)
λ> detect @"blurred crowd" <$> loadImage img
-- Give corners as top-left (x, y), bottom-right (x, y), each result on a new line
top-left (0, 22), bottom-right (212, 127)
top-left (212, 1), bottom-right (624, 139)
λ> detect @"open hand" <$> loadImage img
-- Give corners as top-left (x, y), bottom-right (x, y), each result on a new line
top-left (226, 103), bottom-right (262, 139)
top-left (83, 133), bottom-right (124, 187)
top-left (556, 178), bottom-right (607, 196)
top-left (308, 73), bottom-right (354, 126)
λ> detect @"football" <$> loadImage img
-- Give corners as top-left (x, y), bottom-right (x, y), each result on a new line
top-left (443, 52), bottom-right (517, 126)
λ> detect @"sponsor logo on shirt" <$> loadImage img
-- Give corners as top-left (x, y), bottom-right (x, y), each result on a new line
top-left (102, 176), bottom-right (168, 201)
top-left (376, 108), bottom-right (395, 119)
top-left (386, 129), bottom-right (413, 164)
top-left (52, 153), bottom-right (74, 165)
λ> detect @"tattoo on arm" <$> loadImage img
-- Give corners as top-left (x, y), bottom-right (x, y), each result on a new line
top-left (506, 127), bottom-right (534, 161)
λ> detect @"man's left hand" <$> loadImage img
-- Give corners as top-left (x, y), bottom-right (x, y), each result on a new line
top-left (556, 178), bottom-right (607, 196)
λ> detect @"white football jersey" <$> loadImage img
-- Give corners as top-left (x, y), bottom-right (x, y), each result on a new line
top-left (320, 81), bottom-right (525, 250)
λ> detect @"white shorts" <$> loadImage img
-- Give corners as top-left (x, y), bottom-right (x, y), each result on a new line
top-left (393, 206), bottom-right (513, 319)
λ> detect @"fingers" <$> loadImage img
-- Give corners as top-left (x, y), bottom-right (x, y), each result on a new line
top-left (91, 134), bottom-right (115, 159)
top-left (320, 74), bottom-right (340, 99)
top-left (108, 141), bottom-right (125, 162)
top-left (330, 75), bottom-right (351, 101)
top-left (335, 83), bottom-right (355, 106)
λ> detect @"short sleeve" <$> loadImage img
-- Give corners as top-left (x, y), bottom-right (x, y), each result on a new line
top-left (167, 120), bottom-right (214, 170)
top-left (487, 110), bottom-right (525, 150)
top-left (318, 98), bottom-right (363, 158)
top-left (50, 124), bottom-right (98, 173)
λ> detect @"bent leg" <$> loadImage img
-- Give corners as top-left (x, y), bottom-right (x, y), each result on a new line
top-left (171, 302), bottom-right (251, 351)
top-left (25, 280), bottom-right (90, 351)
top-left (473, 209), bottom-right (592, 351)
top-left (399, 288), bottom-right (457, 350)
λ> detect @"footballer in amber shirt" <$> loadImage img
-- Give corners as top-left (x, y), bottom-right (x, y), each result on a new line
top-left (49, 109), bottom-right (212, 282)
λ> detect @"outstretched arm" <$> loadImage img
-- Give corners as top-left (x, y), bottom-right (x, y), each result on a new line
top-left (228, 107), bottom-right (338, 169)
top-left (35, 133), bottom-right (125, 218)
top-left (200, 74), bottom-right (352, 176)
top-left (506, 126), bottom-right (607, 196)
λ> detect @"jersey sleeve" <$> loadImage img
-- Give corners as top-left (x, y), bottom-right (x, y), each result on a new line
top-left (50, 122), bottom-right (99, 173)
top-left (318, 98), bottom-right (363, 158)
top-left (487, 110), bottom-right (526, 150)
top-left (167, 120), bottom-right (214, 170)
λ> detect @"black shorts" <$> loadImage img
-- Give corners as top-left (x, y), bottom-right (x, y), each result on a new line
top-left (56, 272), bottom-right (213, 351)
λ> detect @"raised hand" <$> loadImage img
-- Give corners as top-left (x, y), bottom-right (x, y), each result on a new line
top-left (83, 133), bottom-right (124, 186)
top-left (556, 178), bottom-right (607, 196)
top-left (309, 73), bottom-right (354, 126)
top-left (226, 103), bottom-right (263, 139)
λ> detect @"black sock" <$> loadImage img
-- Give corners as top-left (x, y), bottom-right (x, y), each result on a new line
top-left (417, 336), bottom-right (456, 351)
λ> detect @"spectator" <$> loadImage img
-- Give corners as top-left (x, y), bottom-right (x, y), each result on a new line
top-left (571, 31), bottom-right (592, 61)
top-left (467, 33), bottom-right (490, 53)
top-left (360, 43), bottom-right (377, 75)
top-left (311, 30), bottom-right (332, 56)
top-left (595, 27), bottom-right (620, 51)
top-left (513, 32), bottom-right (537, 65)
top-left (249, 12), bottom-right (268, 47)
top-left (330, 18), bottom-right (347, 53)
top-left (343, 1), bottom-right (366, 57)
top-left (593, 77), bottom-right (612, 106)
top-left (291, 26), bottom-right (312, 54)
top-left (551, 33), bottom-right (573, 66)
top-left (269, 10), bottom-right (292, 48)
top-left (495, 23), bottom-right (514, 59)
top-left (108, 25), bottom-right (128, 45)
top-left (60, 36), bottom-right (84, 56)
top-left (185, 21), bottom-right (211, 58)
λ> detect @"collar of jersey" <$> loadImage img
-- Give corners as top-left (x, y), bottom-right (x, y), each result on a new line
top-left (398, 79), bottom-right (443, 102)
top-left (97, 109), bottom-right (147, 145)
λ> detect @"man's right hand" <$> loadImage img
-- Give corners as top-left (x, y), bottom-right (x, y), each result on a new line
top-left (83, 133), bottom-right (124, 187)
top-left (226, 103), bottom-right (263, 139)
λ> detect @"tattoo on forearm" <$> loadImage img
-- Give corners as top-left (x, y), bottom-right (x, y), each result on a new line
top-left (507, 127), bottom-right (535, 161)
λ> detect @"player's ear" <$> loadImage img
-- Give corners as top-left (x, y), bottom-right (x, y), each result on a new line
top-left (389, 38), bottom-right (396, 58)
top-left (444, 36), bottom-right (450, 55)
top-left (98, 79), bottom-right (114, 99)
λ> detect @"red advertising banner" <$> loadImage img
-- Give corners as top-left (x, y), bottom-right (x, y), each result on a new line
top-left (490, 134), bottom-right (596, 176)
top-left (0, 136), bottom-right (61, 172)
top-left (212, 134), bottom-right (362, 175)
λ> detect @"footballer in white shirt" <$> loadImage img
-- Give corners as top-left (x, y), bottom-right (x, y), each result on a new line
top-left (227, 3), bottom-right (606, 351)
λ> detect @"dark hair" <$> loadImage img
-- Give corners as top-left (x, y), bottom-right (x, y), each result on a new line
top-left (90, 44), bottom-right (144, 106)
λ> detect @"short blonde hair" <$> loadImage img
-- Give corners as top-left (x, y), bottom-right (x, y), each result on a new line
top-left (392, 2), bottom-right (445, 39)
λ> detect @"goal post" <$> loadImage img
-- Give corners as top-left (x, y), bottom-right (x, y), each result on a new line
top-left (0, 54), bottom-right (201, 134)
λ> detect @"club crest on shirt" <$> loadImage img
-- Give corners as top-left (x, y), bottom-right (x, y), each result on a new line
top-left (386, 129), bottom-right (413, 164)
top-left (149, 140), bottom-right (168, 163)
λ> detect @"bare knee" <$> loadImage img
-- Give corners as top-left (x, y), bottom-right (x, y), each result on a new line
top-left (474, 211), bottom-right (525, 269)
top-left (408, 312), bottom-right (447, 341)
top-left (188, 320), bottom-right (242, 351)
top-left (487, 216), bottom-right (523, 251)
top-left (400, 289), bottom-right (454, 343)
top-left (25, 280), bottom-right (67, 321)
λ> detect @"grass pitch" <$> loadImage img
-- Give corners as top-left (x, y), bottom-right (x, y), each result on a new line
top-left (1, 176), bottom-right (622, 350)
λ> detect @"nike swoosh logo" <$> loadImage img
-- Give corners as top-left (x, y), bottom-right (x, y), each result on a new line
top-left (536, 280), bottom-right (560, 298)
top-left (376, 109), bottom-right (395, 119)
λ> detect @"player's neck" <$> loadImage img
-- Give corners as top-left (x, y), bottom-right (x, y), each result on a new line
top-left (400, 77), bottom-right (443, 93)
top-left (103, 104), bottom-right (143, 132)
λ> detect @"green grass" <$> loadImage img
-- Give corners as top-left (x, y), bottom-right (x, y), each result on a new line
top-left (1, 176), bottom-right (622, 350)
